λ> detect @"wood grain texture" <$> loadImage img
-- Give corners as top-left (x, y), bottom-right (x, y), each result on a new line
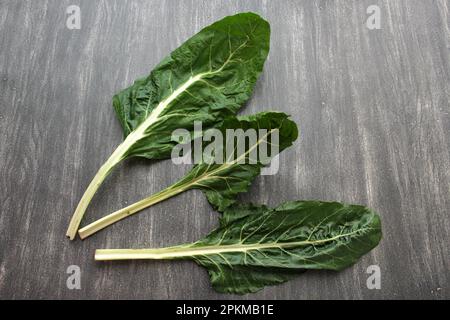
top-left (0, 0), bottom-right (448, 299)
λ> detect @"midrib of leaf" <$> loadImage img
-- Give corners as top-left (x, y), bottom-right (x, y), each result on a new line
top-left (137, 37), bottom-right (249, 134)
top-left (136, 73), bottom-right (203, 138)
top-left (95, 227), bottom-right (370, 261)
top-left (119, 39), bottom-right (251, 164)
top-left (190, 129), bottom-right (275, 186)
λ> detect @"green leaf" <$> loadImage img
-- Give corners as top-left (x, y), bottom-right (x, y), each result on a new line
top-left (177, 112), bottom-right (298, 211)
top-left (78, 112), bottom-right (298, 239)
top-left (218, 203), bottom-right (269, 227)
top-left (95, 201), bottom-right (382, 294)
top-left (67, 12), bottom-right (270, 239)
top-left (114, 12), bottom-right (270, 159)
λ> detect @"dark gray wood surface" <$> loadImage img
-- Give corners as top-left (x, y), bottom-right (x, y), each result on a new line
top-left (0, 0), bottom-right (448, 299)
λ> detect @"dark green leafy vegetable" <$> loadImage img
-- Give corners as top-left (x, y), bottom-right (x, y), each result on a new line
top-left (95, 201), bottom-right (382, 294)
top-left (78, 112), bottom-right (298, 239)
top-left (67, 12), bottom-right (271, 239)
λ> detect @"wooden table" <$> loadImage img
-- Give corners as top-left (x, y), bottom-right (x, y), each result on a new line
top-left (0, 0), bottom-right (448, 299)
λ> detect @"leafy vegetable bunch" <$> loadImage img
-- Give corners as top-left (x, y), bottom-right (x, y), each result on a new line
top-left (67, 13), bottom-right (382, 294)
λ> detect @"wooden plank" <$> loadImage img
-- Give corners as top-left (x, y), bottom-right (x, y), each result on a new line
top-left (0, 0), bottom-right (448, 299)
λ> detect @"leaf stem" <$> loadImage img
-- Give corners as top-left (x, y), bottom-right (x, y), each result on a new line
top-left (78, 181), bottom-right (189, 239)
top-left (95, 246), bottom-right (192, 261)
top-left (66, 132), bottom-right (139, 240)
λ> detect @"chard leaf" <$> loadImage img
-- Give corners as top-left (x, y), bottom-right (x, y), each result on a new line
top-left (78, 112), bottom-right (298, 239)
top-left (114, 12), bottom-right (270, 159)
top-left (186, 112), bottom-right (298, 211)
top-left (67, 12), bottom-right (270, 239)
top-left (96, 201), bottom-right (382, 294)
